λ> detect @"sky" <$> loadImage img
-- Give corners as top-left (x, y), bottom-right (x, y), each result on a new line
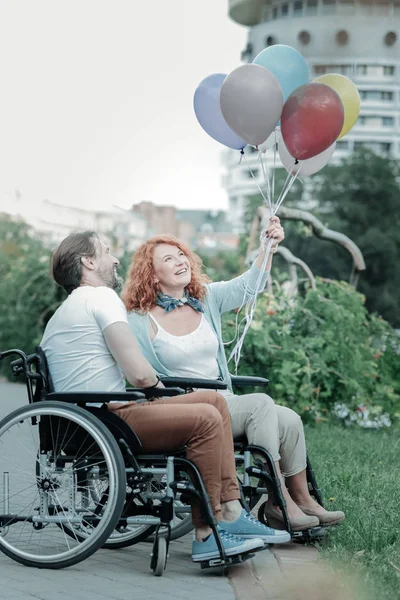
top-left (0, 1), bottom-right (247, 215)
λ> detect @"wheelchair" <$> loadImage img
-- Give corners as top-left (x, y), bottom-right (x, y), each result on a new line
top-left (160, 376), bottom-right (327, 544)
top-left (0, 347), bottom-right (265, 576)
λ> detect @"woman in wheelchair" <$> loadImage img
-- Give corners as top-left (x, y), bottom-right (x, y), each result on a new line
top-left (123, 219), bottom-right (345, 533)
top-left (38, 231), bottom-right (291, 564)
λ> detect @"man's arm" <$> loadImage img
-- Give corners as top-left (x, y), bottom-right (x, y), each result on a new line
top-left (103, 322), bottom-right (163, 388)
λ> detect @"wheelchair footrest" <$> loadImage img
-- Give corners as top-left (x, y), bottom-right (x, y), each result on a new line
top-left (200, 551), bottom-right (256, 570)
top-left (292, 526), bottom-right (328, 542)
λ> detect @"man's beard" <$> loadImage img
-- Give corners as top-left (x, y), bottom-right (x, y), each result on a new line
top-left (97, 265), bottom-right (123, 292)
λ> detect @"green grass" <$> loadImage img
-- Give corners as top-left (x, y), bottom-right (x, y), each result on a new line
top-left (305, 424), bottom-right (400, 600)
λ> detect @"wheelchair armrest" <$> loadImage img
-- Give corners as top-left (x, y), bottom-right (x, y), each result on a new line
top-left (46, 391), bottom-right (147, 403)
top-left (126, 387), bottom-right (185, 398)
top-left (230, 376), bottom-right (269, 388)
top-left (161, 377), bottom-right (228, 391)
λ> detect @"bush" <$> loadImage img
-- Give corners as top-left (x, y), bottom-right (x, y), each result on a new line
top-left (0, 218), bottom-right (65, 378)
top-left (222, 279), bottom-right (400, 425)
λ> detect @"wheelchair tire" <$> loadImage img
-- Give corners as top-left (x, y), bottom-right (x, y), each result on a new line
top-left (0, 401), bottom-right (126, 569)
top-left (151, 535), bottom-right (167, 577)
top-left (168, 512), bottom-right (194, 541)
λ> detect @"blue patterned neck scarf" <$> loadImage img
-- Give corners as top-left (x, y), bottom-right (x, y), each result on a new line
top-left (156, 290), bottom-right (204, 313)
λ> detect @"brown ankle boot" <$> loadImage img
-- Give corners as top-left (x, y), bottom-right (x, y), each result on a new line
top-left (297, 505), bottom-right (345, 527)
top-left (264, 505), bottom-right (319, 532)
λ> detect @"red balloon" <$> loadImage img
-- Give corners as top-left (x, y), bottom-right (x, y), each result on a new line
top-left (281, 83), bottom-right (344, 160)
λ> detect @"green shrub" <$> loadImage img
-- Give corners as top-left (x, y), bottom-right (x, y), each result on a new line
top-left (223, 279), bottom-right (400, 424)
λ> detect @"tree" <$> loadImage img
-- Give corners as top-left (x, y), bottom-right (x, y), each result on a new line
top-left (0, 217), bottom-right (65, 377)
top-left (242, 149), bottom-right (400, 326)
top-left (306, 149), bottom-right (400, 326)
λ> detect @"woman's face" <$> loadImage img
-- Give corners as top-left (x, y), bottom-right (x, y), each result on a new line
top-left (152, 244), bottom-right (191, 291)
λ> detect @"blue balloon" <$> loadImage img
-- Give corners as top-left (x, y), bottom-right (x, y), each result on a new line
top-left (193, 74), bottom-right (246, 150)
top-left (253, 45), bottom-right (309, 102)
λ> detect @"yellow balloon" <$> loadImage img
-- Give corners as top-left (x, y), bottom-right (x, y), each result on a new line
top-left (313, 73), bottom-right (360, 139)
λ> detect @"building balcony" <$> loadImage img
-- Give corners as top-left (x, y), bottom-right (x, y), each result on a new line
top-left (228, 0), bottom-right (266, 25)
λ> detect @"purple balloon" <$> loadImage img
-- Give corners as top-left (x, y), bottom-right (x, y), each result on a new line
top-left (194, 74), bottom-right (246, 150)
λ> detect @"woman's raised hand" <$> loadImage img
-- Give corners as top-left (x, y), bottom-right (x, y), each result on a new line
top-left (265, 216), bottom-right (285, 247)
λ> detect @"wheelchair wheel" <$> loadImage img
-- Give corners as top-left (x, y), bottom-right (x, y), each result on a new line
top-left (168, 508), bottom-right (194, 541)
top-left (106, 472), bottom-right (194, 548)
top-left (0, 401), bottom-right (126, 569)
top-left (151, 535), bottom-right (167, 577)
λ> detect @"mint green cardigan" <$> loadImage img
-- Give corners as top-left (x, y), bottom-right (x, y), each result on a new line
top-left (127, 263), bottom-right (269, 392)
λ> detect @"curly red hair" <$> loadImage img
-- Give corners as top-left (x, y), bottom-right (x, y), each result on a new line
top-left (122, 235), bottom-right (210, 313)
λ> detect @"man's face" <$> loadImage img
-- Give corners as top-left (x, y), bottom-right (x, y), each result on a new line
top-left (94, 240), bottom-right (123, 291)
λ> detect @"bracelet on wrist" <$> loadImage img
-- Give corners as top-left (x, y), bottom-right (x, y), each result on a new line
top-left (270, 245), bottom-right (279, 254)
top-left (148, 375), bottom-right (160, 388)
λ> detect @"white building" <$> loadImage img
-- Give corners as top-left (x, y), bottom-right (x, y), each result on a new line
top-left (5, 197), bottom-right (148, 256)
top-left (224, 0), bottom-right (400, 231)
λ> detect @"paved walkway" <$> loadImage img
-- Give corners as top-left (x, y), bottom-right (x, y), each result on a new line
top-left (0, 381), bottom-right (329, 600)
top-left (0, 532), bottom-right (325, 600)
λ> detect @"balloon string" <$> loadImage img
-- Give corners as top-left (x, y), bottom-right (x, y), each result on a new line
top-left (273, 169), bottom-right (292, 213)
top-left (272, 128), bottom-right (277, 206)
top-left (228, 139), bottom-right (301, 373)
top-left (274, 162), bottom-right (302, 214)
top-left (242, 153), bottom-right (270, 207)
top-left (227, 238), bottom-right (273, 373)
top-left (257, 151), bottom-right (273, 212)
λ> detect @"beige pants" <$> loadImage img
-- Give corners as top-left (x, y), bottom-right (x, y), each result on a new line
top-left (224, 392), bottom-right (307, 477)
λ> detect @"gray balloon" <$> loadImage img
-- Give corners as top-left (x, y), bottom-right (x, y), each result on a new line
top-left (220, 64), bottom-right (283, 146)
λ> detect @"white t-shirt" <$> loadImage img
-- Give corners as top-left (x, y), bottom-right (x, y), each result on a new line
top-left (41, 286), bottom-right (128, 393)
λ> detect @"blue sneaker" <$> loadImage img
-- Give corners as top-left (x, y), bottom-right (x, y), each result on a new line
top-left (220, 509), bottom-right (291, 544)
top-left (192, 527), bottom-right (264, 562)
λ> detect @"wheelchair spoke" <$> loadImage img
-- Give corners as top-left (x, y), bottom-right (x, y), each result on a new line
top-left (0, 402), bottom-right (125, 568)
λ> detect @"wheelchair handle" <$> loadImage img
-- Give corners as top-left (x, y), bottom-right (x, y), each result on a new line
top-left (0, 349), bottom-right (28, 362)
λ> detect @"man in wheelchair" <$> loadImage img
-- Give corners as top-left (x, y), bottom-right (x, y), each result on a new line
top-left (40, 232), bottom-right (290, 561)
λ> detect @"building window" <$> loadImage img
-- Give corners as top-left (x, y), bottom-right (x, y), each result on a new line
top-left (306, 0), bottom-right (318, 14)
top-left (360, 90), bottom-right (394, 101)
top-left (298, 30), bottom-right (311, 45)
top-left (322, 0), bottom-right (335, 12)
top-left (266, 35), bottom-right (277, 46)
top-left (354, 141), bottom-right (392, 154)
top-left (383, 65), bottom-right (395, 76)
top-left (314, 64), bottom-right (353, 75)
top-left (241, 43), bottom-right (253, 61)
top-left (281, 3), bottom-right (289, 16)
top-left (336, 30), bottom-right (349, 45)
top-left (384, 32), bottom-right (397, 46)
top-left (293, 1), bottom-right (303, 15)
top-left (272, 6), bottom-right (278, 19)
top-left (356, 65), bottom-right (367, 76)
top-left (336, 140), bottom-right (349, 149)
top-left (245, 169), bottom-right (259, 179)
top-left (338, 0), bottom-right (355, 12)
top-left (358, 115), bottom-right (394, 127)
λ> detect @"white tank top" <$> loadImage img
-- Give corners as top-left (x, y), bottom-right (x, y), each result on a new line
top-left (149, 313), bottom-right (221, 380)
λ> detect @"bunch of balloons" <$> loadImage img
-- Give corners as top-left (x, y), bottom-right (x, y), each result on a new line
top-left (193, 44), bottom-right (360, 179)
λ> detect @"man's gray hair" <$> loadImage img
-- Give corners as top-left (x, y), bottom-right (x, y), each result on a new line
top-left (51, 231), bottom-right (99, 294)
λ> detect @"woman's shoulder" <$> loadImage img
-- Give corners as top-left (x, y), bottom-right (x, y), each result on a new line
top-left (127, 310), bottom-right (148, 324)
